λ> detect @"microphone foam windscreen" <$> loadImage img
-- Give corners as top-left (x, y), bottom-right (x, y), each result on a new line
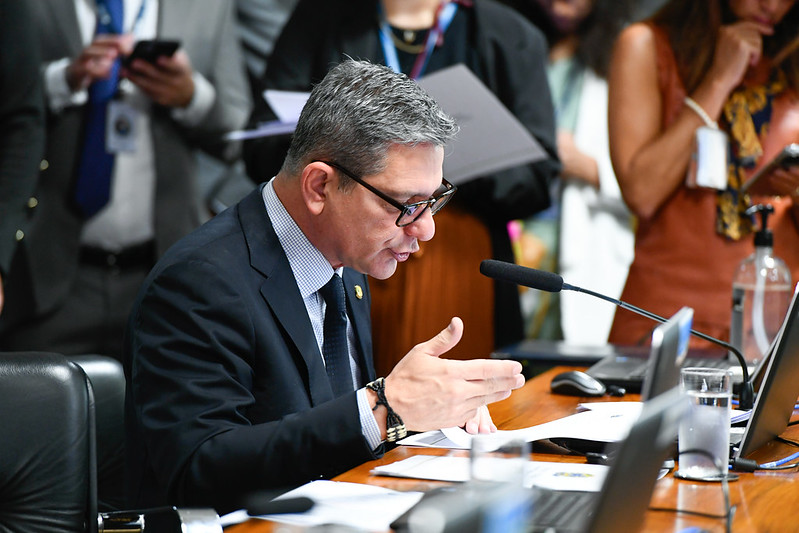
top-left (479, 259), bottom-right (564, 292)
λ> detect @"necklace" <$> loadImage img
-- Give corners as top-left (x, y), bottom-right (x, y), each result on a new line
top-left (388, 27), bottom-right (427, 54)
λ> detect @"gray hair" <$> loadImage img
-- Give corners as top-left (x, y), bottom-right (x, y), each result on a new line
top-left (281, 59), bottom-right (458, 181)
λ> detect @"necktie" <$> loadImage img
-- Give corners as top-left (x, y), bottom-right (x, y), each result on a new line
top-left (319, 274), bottom-right (354, 397)
top-left (74, 0), bottom-right (124, 218)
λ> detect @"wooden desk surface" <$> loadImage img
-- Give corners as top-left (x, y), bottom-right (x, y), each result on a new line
top-left (228, 366), bottom-right (799, 532)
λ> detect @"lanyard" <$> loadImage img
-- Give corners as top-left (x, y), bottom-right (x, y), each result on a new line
top-left (378, 1), bottom-right (458, 80)
top-left (95, 0), bottom-right (148, 36)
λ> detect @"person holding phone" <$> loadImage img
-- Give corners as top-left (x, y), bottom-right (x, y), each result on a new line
top-left (607, 0), bottom-right (799, 347)
top-left (0, 0), bottom-right (251, 363)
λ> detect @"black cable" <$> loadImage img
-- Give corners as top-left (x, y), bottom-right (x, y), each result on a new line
top-left (659, 448), bottom-right (736, 533)
top-left (776, 436), bottom-right (799, 447)
top-left (647, 506), bottom-right (731, 520)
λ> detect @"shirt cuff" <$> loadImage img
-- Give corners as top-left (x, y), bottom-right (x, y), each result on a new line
top-left (45, 58), bottom-right (88, 113)
top-left (170, 71), bottom-right (215, 127)
top-left (357, 387), bottom-right (384, 450)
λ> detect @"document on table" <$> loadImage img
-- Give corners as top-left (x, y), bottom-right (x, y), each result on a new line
top-left (372, 455), bottom-right (608, 492)
top-left (220, 480), bottom-right (424, 531)
top-left (399, 402), bottom-right (644, 449)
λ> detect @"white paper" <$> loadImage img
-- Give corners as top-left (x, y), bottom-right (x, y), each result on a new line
top-left (399, 407), bottom-right (642, 450)
top-left (223, 120), bottom-right (297, 141)
top-left (371, 455), bottom-right (609, 492)
top-left (400, 401), bottom-right (751, 450)
top-left (239, 480), bottom-right (424, 531)
top-left (264, 90), bottom-right (310, 123)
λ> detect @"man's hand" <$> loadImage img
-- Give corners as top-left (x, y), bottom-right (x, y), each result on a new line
top-left (380, 317), bottom-right (524, 435)
top-left (463, 405), bottom-right (497, 434)
top-left (123, 50), bottom-right (195, 108)
top-left (66, 34), bottom-right (133, 91)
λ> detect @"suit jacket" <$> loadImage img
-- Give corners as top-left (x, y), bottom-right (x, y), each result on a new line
top-left (125, 186), bottom-right (381, 512)
top-left (0, 0), bottom-right (43, 278)
top-left (0, 0), bottom-right (250, 329)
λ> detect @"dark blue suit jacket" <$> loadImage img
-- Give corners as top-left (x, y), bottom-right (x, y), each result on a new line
top-left (124, 185), bottom-right (380, 512)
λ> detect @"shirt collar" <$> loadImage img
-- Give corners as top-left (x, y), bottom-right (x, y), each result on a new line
top-left (262, 180), bottom-right (341, 299)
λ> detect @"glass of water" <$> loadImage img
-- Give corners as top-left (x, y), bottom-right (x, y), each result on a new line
top-left (675, 367), bottom-right (732, 481)
top-left (470, 434), bottom-right (530, 486)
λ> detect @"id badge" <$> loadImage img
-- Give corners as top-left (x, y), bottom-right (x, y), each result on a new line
top-left (106, 100), bottom-right (139, 153)
top-left (685, 126), bottom-right (729, 189)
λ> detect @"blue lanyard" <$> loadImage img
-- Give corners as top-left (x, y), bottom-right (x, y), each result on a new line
top-left (96, 0), bottom-right (148, 35)
top-left (378, 1), bottom-right (458, 80)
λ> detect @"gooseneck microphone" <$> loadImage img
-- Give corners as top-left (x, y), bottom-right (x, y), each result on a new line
top-left (480, 259), bottom-right (754, 410)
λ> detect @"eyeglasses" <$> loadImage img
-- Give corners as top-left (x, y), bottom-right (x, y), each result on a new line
top-left (316, 160), bottom-right (457, 227)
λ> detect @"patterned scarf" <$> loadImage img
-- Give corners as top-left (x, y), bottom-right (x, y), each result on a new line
top-left (716, 70), bottom-right (787, 240)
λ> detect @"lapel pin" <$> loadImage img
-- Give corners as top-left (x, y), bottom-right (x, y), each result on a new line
top-left (354, 285), bottom-right (363, 300)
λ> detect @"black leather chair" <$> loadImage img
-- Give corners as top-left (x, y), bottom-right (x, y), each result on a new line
top-left (0, 352), bottom-right (220, 533)
top-left (68, 355), bottom-right (126, 512)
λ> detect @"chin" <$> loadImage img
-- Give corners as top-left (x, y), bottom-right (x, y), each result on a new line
top-left (369, 260), bottom-right (398, 281)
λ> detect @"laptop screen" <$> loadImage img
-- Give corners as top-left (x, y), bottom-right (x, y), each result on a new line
top-left (640, 307), bottom-right (694, 402)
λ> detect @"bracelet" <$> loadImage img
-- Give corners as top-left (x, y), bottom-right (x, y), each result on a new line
top-left (365, 377), bottom-right (407, 442)
top-left (684, 96), bottom-right (718, 129)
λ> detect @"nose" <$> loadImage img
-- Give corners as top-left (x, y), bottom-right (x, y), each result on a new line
top-left (404, 206), bottom-right (435, 241)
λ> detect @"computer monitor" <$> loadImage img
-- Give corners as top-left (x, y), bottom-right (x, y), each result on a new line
top-left (734, 282), bottom-right (799, 459)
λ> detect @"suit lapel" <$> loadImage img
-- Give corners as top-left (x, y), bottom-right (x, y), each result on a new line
top-left (41, 0), bottom-right (83, 57)
top-left (238, 188), bottom-right (334, 405)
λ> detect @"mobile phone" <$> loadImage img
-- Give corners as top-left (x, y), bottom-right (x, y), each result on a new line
top-left (123, 39), bottom-right (180, 66)
top-left (741, 143), bottom-right (799, 194)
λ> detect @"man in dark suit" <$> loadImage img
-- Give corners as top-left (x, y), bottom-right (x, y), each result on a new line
top-left (125, 59), bottom-right (525, 513)
top-left (0, 0), bottom-right (44, 317)
top-left (0, 0), bottom-right (250, 360)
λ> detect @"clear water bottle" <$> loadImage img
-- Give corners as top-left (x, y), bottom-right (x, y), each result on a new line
top-left (730, 204), bottom-right (792, 366)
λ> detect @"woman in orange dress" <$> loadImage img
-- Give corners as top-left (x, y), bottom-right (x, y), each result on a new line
top-left (607, 0), bottom-right (799, 347)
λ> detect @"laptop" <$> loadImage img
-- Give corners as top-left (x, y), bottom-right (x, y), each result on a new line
top-left (585, 324), bottom-right (743, 394)
top-left (733, 282), bottom-right (799, 460)
top-left (393, 387), bottom-right (688, 533)
top-left (639, 307), bottom-right (694, 401)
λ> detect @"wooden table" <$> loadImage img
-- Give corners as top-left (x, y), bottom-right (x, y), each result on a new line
top-left (228, 366), bottom-right (799, 532)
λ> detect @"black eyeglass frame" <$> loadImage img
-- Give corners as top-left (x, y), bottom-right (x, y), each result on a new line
top-left (315, 160), bottom-right (457, 227)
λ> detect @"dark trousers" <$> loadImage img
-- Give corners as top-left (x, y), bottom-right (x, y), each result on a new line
top-left (0, 252), bottom-right (151, 362)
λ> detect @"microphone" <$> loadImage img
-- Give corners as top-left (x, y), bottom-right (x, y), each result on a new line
top-left (480, 259), bottom-right (754, 410)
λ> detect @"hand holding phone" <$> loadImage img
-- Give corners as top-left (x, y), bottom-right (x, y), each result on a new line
top-left (123, 39), bottom-right (180, 67)
top-left (742, 144), bottom-right (799, 195)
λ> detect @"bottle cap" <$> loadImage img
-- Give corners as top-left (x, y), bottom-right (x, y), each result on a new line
top-left (745, 204), bottom-right (774, 248)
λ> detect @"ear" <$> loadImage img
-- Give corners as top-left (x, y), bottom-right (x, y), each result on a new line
top-left (300, 161), bottom-right (336, 216)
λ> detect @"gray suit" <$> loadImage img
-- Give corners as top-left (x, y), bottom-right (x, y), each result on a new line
top-left (0, 0), bottom-right (251, 337)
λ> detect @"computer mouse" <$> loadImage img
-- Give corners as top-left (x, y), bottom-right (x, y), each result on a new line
top-left (550, 370), bottom-right (607, 397)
